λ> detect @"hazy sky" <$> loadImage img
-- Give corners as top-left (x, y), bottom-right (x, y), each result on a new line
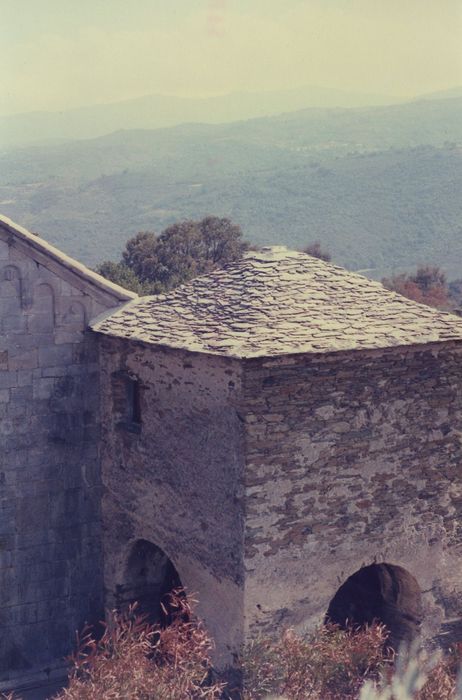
top-left (1, 0), bottom-right (461, 115)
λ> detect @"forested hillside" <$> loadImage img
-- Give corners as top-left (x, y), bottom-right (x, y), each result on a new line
top-left (0, 96), bottom-right (461, 278)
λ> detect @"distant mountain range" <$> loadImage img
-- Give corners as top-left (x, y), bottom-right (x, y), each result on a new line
top-left (417, 86), bottom-right (462, 101)
top-left (2, 95), bottom-right (461, 184)
top-left (0, 93), bottom-right (461, 281)
top-left (0, 84), bottom-right (408, 149)
top-left (2, 85), bottom-right (460, 151)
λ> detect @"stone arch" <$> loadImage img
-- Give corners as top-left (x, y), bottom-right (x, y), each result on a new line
top-left (325, 562), bottom-right (423, 650)
top-left (117, 539), bottom-right (184, 626)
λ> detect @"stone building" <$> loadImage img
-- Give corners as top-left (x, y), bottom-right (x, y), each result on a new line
top-left (2, 217), bottom-right (462, 690)
top-left (93, 245), bottom-right (462, 668)
top-left (0, 216), bottom-right (134, 691)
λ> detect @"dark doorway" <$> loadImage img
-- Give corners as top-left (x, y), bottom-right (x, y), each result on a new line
top-left (117, 540), bottom-right (183, 626)
top-left (326, 562), bottom-right (423, 650)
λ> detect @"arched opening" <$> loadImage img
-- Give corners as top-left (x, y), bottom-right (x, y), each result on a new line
top-left (117, 540), bottom-right (184, 626)
top-left (325, 562), bottom-right (423, 650)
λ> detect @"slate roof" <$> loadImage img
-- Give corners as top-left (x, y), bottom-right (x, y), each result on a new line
top-left (91, 247), bottom-right (462, 358)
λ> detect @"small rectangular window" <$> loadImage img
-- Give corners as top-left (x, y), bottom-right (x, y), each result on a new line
top-left (127, 376), bottom-right (142, 425)
top-left (112, 371), bottom-right (142, 433)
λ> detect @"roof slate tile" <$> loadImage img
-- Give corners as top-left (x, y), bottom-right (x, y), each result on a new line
top-left (91, 247), bottom-right (462, 358)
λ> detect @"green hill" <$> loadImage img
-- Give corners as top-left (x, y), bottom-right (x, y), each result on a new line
top-left (0, 97), bottom-right (461, 279)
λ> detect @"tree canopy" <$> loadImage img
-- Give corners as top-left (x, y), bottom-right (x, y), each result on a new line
top-left (96, 260), bottom-right (155, 295)
top-left (382, 266), bottom-right (450, 309)
top-left (97, 216), bottom-right (249, 294)
top-left (302, 241), bottom-right (331, 262)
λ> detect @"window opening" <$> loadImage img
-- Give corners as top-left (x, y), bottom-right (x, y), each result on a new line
top-left (127, 376), bottom-right (142, 425)
top-left (112, 371), bottom-right (142, 433)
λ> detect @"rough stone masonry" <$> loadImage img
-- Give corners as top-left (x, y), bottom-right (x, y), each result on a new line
top-left (93, 244), bottom-right (462, 671)
top-left (2, 216), bottom-right (462, 690)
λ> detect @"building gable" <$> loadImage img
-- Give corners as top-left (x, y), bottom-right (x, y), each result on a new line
top-left (0, 215), bottom-right (135, 310)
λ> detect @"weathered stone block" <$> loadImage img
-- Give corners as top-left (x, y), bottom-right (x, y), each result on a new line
top-left (0, 550), bottom-right (13, 570)
top-left (0, 240), bottom-right (9, 260)
top-left (8, 349), bottom-right (38, 371)
top-left (17, 370), bottom-right (32, 387)
top-left (0, 372), bottom-right (17, 389)
top-left (0, 352), bottom-right (7, 370)
top-left (2, 315), bottom-right (26, 333)
top-left (32, 377), bottom-right (55, 400)
top-left (6, 401), bottom-right (27, 418)
top-left (54, 329), bottom-right (85, 345)
top-left (38, 344), bottom-right (73, 367)
top-left (0, 571), bottom-right (19, 607)
top-left (0, 604), bottom-right (39, 627)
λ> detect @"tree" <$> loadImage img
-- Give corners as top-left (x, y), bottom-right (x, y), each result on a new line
top-left (98, 216), bottom-right (249, 295)
top-left (95, 260), bottom-right (156, 295)
top-left (448, 278), bottom-right (462, 311)
top-left (122, 232), bottom-right (159, 284)
top-left (302, 241), bottom-right (331, 262)
top-left (382, 265), bottom-right (449, 309)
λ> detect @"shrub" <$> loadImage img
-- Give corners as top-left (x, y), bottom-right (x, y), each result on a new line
top-left (3, 606), bottom-right (461, 699)
top-left (360, 641), bottom-right (462, 700)
top-left (243, 629), bottom-right (462, 700)
top-left (53, 591), bottom-right (223, 700)
top-left (302, 242), bottom-right (331, 262)
top-left (242, 623), bottom-right (392, 700)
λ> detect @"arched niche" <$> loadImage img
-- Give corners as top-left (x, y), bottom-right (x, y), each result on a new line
top-left (1, 265), bottom-right (21, 299)
top-left (0, 264), bottom-right (25, 333)
top-left (2, 264), bottom-right (20, 283)
top-left (117, 539), bottom-right (184, 626)
top-left (29, 282), bottom-right (55, 333)
top-left (1, 264), bottom-right (34, 310)
top-left (325, 562), bottom-right (423, 650)
top-left (61, 301), bottom-right (86, 331)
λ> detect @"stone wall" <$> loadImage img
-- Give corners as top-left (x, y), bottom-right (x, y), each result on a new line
top-left (97, 336), bottom-right (246, 667)
top-left (0, 228), bottom-right (128, 687)
top-left (242, 343), bottom-right (462, 647)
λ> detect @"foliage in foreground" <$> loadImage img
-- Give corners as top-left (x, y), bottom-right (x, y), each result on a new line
top-left (359, 641), bottom-right (462, 700)
top-left (247, 633), bottom-right (462, 700)
top-left (54, 593), bottom-right (223, 700)
top-left (242, 623), bottom-right (392, 699)
top-left (2, 601), bottom-right (461, 700)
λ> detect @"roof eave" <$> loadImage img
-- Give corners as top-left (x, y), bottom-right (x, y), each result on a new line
top-left (88, 325), bottom-right (462, 361)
